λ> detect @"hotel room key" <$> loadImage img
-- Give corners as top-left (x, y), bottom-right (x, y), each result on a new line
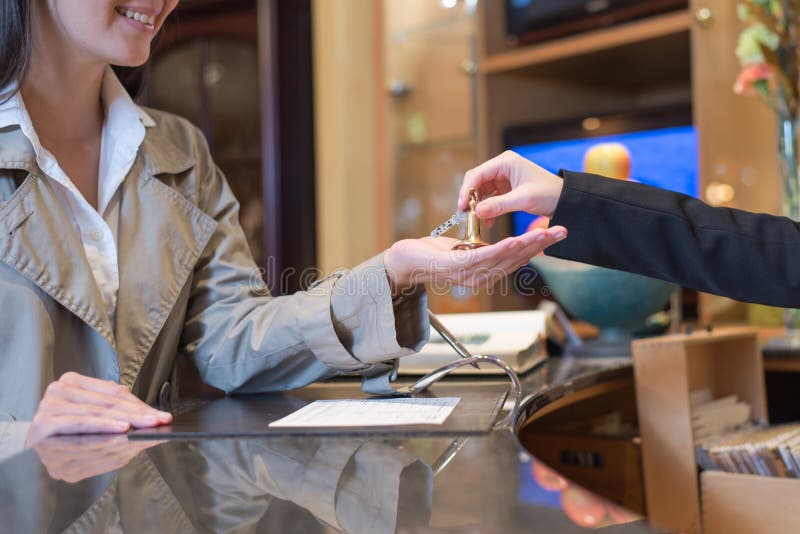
top-left (430, 189), bottom-right (489, 251)
top-left (430, 210), bottom-right (467, 238)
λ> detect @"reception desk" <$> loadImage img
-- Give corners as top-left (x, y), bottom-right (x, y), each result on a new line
top-left (0, 358), bottom-right (652, 533)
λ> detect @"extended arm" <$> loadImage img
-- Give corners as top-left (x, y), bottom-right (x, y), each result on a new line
top-left (548, 171), bottom-right (800, 308)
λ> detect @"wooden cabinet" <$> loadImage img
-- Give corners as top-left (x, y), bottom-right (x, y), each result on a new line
top-left (690, 0), bottom-right (778, 322)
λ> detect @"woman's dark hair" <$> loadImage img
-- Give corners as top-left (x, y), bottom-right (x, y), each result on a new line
top-left (0, 0), bottom-right (31, 102)
top-left (0, 0), bottom-right (151, 103)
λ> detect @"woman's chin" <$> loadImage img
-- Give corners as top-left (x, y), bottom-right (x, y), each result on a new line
top-left (102, 40), bottom-right (154, 68)
top-left (110, 51), bottom-right (151, 69)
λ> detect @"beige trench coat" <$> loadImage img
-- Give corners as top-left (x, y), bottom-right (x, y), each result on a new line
top-left (0, 108), bottom-right (428, 456)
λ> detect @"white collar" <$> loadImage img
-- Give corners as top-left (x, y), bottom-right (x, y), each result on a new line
top-left (101, 66), bottom-right (156, 130)
top-left (0, 66), bottom-right (156, 132)
top-left (0, 67), bottom-right (157, 216)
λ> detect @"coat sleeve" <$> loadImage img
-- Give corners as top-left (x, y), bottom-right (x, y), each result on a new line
top-left (0, 422), bottom-right (31, 463)
top-left (546, 170), bottom-right (800, 308)
top-left (179, 143), bottom-right (429, 394)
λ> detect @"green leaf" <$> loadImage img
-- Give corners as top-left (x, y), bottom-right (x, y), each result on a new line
top-left (737, 24), bottom-right (781, 64)
top-left (746, 1), bottom-right (783, 32)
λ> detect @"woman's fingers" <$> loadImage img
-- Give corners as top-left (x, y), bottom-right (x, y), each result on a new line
top-left (459, 152), bottom-right (514, 210)
top-left (40, 400), bottom-right (167, 428)
top-left (492, 227), bottom-right (567, 275)
top-left (460, 151), bottom-right (564, 217)
top-left (27, 372), bottom-right (174, 447)
top-left (430, 238), bottom-right (519, 286)
top-left (44, 382), bottom-right (170, 423)
top-left (58, 372), bottom-right (155, 409)
top-left (59, 371), bottom-right (132, 397)
top-left (47, 375), bottom-right (171, 422)
top-left (430, 227), bottom-right (567, 288)
top-left (474, 187), bottom-right (534, 220)
top-left (27, 415), bottom-right (131, 447)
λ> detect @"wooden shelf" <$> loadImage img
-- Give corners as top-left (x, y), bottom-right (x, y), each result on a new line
top-left (480, 10), bottom-right (691, 75)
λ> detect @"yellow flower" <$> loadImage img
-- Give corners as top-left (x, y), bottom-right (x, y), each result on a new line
top-left (736, 24), bottom-right (780, 65)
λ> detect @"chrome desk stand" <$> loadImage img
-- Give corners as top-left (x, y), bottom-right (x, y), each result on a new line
top-left (405, 310), bottom-right (523, 429)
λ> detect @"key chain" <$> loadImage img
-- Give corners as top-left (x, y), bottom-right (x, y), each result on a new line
top-left (430, 210), bottom-right (467, 238)
top-left (430, 189), bottom-right (489, 252)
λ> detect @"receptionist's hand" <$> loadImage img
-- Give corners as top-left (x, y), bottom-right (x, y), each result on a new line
top-left (384, 226), bottom-right (566, 294)
top-left (25, 372), bottom-right (172, 447)
top-left (458, 150), bottom-right (565, 227)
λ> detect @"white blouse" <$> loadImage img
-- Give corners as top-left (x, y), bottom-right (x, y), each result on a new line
top-left (0, 67), bottom-right (155, 329)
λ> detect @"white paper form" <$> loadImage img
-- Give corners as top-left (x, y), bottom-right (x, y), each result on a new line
top-left (269, 397), bottom-right (461, 428)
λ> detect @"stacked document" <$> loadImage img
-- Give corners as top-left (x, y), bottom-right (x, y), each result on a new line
top-left (690, 389), bottom-right (752, 440)
top-left (696, 423), bottom-right (800, 478)
top-left (397, 310), bottom-right (549, 375)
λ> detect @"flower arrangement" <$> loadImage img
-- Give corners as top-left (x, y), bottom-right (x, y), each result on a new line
top-left (734, 0), bottom-right (798, 115)
top-left (735, 1), bottom-right (800, 334)
top-left (735, 0), bottom-right (800, 222)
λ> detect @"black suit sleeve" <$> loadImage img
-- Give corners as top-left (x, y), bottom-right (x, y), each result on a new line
top-left (546, 170), bottom-right (800, 308)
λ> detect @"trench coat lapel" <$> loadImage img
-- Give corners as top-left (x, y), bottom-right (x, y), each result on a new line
top-left (0, 128), bottom-right (117, 352)
top-left (113, 129), bottom-right (217, 387)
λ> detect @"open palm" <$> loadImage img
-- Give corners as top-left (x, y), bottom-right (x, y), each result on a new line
top-left (384, 225), bottom-right (567, 291)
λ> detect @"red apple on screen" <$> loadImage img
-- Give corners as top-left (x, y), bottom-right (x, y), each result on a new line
top-left (583, 143), bottom-right (632, 181)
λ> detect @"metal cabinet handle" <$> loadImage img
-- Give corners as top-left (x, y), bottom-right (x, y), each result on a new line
top-left (386, 80), bottom-right (412, 98)
top-left (695, 7), bottom-right (714, 28)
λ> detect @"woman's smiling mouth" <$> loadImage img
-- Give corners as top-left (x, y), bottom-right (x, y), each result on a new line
top-left (115, 6), bottom-right (157, 29)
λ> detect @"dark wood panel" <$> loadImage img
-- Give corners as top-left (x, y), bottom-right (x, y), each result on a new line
top-left (147, 0), bottom-right (317, 294)
top-left (276, 0), bottom-right (317, 292)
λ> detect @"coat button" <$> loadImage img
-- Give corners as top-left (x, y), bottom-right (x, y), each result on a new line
top-left (89, 229), bottom-right (104, 241)
top-left (158, 381), bottom-right (171, 411)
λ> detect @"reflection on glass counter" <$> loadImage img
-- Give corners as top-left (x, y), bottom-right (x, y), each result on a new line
top-left (3, 435), bottom-right (433, 533)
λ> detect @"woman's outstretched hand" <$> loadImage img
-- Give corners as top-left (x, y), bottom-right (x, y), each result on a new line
top-left (383, 226), bottom-right (566, 295)
top-left (458, 150), bottom-right (565, 227)
top-left (25, 372), bottom-right (172, 447)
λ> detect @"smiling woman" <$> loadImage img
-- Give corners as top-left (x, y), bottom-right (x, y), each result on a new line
top-left (115, 7), bottom-right (158, 28)
top-left (0, 0), bottom-right (565, 455)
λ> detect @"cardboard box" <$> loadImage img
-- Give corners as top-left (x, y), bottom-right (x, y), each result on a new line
top-left (701, 471), bottom-right (800, 534)
top-left (632, 327), bottom-right (767, 534)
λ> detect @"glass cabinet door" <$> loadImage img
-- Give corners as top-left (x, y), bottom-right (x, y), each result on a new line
top-left (384, 0), bottom-right (480, 312)
top-left (145, 38), bottom-right (265, 268)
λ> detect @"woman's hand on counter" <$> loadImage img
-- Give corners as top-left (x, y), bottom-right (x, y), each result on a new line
top-left (383, 227), bottom-right (567, 295)
top-left (458, 150), bottom-right (564, 226)
top-left (25, 372), bottom-right (172, 447)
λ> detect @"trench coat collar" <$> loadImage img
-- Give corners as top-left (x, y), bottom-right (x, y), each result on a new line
top-left (0, 123), bottom-right (215, 387)
top-left (0, 114), bottom-right (196, 177)
top-left (114, 129), bottom-right (216, 387)
top-left (0, 127), bottom-right (118, 350)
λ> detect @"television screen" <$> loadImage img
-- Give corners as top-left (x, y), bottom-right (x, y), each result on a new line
top-left (506, 113), bottom-right (698, 236)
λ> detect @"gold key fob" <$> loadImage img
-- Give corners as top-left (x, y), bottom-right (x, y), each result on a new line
top-left (452, 189), bottom-right (488, 251)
